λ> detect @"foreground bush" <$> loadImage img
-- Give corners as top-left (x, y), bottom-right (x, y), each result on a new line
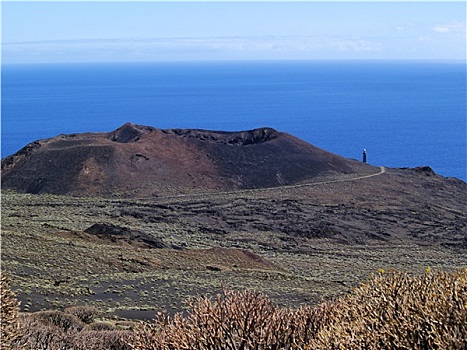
top-left (3, 269), bottom-right (466, 349)
top-left (64, 305), bottom-right (100, 324)
top-left (130, 289), bottom-right (332, 350)
top-left (1, 273), bottom-right (22, 348)
top-left (130, 269), bottom-right (467, 350)
top-left (309, 269), bottom-right (467, 349)
top-left (12, 308), bottom-right (132, 350)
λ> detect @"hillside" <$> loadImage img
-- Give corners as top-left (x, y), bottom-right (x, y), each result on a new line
top-left (1, 122), bottom-right (374, 197)
top-left (1, 123), bottom-right (466, 321)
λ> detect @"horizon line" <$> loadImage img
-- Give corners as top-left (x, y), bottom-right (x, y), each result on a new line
top-left (2, 58), bottom-right (466, 66)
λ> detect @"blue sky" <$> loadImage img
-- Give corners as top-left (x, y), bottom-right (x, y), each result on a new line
top-left (2, 1), bottom-right (466, 63)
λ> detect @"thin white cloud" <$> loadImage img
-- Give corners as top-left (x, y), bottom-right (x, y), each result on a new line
top-left (433, 26), bottom-right (450, 33)
top-left (419, 35), bottom-right (432, 43)
top-left (433, 22), bottom-right (466, 34)
top-left (4, 36), bottom-right (381, 51)
top-left (2, 36), bottom-right (384, 63)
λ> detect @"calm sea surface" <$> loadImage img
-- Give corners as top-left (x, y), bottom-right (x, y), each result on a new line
top-left (2, 60), bottom-right (466, 180)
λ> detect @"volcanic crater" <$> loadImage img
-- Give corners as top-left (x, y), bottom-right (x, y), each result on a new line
top-left (1, 122), bottom-right (373, 197)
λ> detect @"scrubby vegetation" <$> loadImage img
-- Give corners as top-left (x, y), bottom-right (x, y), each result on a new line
top-left (3, 189), bottom-right (466, 316)
top-left (308, 269), bottom-right (467, 349)
top-left (2, 269), bottom-right (466, 349)
top-left (130, 289), bottom-right (328, 349)
top-left (1, 276), bottom-right (132, 350)
top-left (1, 274), bottom-right (22, 348)
top-left (130, 269), bottom-right (467, 349)
top-left (14, 313), bottom-right (131, 350)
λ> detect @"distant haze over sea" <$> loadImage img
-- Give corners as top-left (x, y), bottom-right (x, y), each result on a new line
top-left (2, 60), bottom-right (466, 181)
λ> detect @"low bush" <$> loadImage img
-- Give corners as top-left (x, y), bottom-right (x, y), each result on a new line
top-left (64, 305), bottom-right (100, 324)
top-left (14, 314), bottom-right (73, 349)
top-left (4, 269), bottom-right (466, 349)
top-left (29, 310), bottom-right (86, 332)
top-left (308, 269), bottom-right (467, 349)
top-left (1, 273), bottom-right (22, 349)
top-left (129, 289), bottom-right (329, 350)
top-left (10, 308), bottom-right (132, 349)
top-left (87, 321), bottom-right (116, 331)
top-left (70, 330), bottom-right (132, 350)
top-left (130, 269), bottom-right (467, 350)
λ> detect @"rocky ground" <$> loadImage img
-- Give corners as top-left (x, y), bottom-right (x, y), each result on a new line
top-left (2, 164), bottom-right (466, 320)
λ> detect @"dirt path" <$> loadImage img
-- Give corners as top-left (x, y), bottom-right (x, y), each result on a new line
top-left (155, 166), bottom-right (387, 202)
top-left (280, 166), bottom-right (386, 189)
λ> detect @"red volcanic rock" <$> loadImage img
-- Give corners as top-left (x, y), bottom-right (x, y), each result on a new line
top-left (1, 122), bottom-right (371, 197)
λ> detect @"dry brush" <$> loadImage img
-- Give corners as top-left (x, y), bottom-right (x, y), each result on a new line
top-left (2, 269), bottom-right (466, 349)
top-left (131, 269), bottom-right (467, 350)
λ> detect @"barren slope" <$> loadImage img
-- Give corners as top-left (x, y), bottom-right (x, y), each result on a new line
top-left (1, 122), bottom-right (373, 197)
top-left (2, 123), bottom-right (465, 320)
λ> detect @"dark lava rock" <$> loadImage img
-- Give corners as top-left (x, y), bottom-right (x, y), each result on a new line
top-left (84, 223), bottom-right (167, 249)
top-left (413, 166), bottom-right (436, 176)
top-left (108, 123), bottom-right (155, 143)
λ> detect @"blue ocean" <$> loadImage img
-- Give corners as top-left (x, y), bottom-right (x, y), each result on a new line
top-left (1, 60), bottom-right (466, 181)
